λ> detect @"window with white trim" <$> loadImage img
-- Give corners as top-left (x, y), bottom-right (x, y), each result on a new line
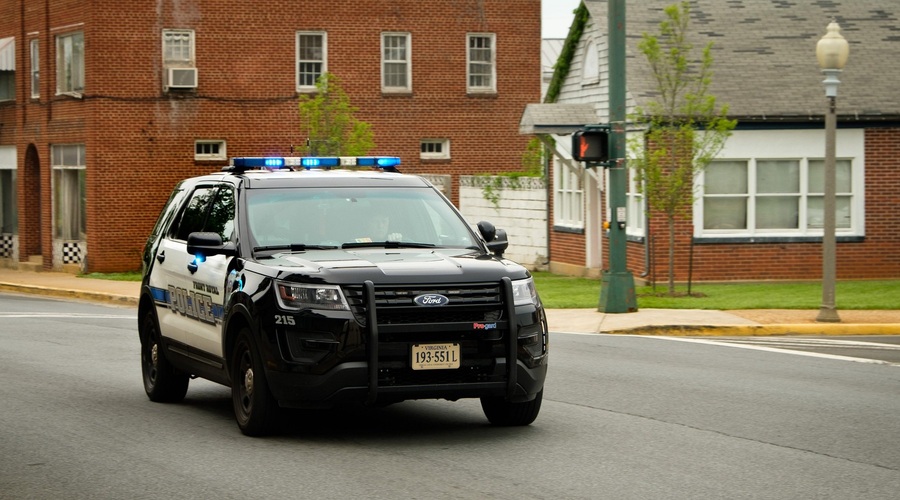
top-left (56, 32), bottom-right (84, 95)
top-left (582, 39), bottom-right (599, 84)
top-left (381, 33), bottom-right (411, 92)
top-left (699, 157), bottom-right (858, 236)
top-left (420, 139), bottom-right (450, 160)
top-left (0, 37), bottom-right (15, 101)
top-left (467, 33), bottom-right (495, 93)
top-left (626, 170), bottom-right (644, 236)
top-left (30, 39), bottom-right (39, 99)
top-left (554, 159), bottom-right (584, 229)
top-left (195, 140), bottom-right (227, 161)
top-left (51, 144), bottom-right (86, 241)
top-left (297, 32), bottom-right (326, 91)
top-left (0, 146), bottom-right (16, 236)
top-left (163, 29), bottom-right (194, 66)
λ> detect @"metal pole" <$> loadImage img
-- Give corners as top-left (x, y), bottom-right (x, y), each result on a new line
top-left (598, 0), bottom-right (637, 313)
top-left (816, 87), bottom-right (840, 322)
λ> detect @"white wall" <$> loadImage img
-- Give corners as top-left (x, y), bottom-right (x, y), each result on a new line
top-left (458, 176), bottom-right (548, 269)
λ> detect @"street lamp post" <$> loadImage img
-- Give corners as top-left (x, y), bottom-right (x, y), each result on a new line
top-left (815, 21), bottom-right (849, 323)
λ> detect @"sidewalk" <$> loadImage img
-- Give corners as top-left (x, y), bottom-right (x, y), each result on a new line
top-left (2, 268), bottom-right (899, 336)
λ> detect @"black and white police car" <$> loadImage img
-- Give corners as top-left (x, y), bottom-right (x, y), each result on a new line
top-left (139, 155), bottom-right (548, 436)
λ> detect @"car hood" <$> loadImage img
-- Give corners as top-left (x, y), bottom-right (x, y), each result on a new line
top-left (249, 248), bottom-right (527, 282)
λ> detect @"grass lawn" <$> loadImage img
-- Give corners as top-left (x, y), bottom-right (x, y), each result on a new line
top-left (531, 271), bottom-right (900, 310)
top-left (80, 270), bottom-right (897, 311)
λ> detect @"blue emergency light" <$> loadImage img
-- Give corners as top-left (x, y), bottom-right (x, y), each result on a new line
top-left (228, 156), bottom-right (401, 172)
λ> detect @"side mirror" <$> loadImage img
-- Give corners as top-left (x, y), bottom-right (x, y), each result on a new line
top-left (477, 221), bottom-right (508, 257)
top-left (187, 232), bottom-right (237, 257)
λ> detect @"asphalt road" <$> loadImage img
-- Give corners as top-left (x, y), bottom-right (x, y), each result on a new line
top-left (1, 292), bottom-right (899, 499)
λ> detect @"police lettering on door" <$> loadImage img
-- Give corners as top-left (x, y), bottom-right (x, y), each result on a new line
top-left (167, 282), bottom-right (224, 324)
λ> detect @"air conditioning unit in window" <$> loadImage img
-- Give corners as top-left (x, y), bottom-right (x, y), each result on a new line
top-left (165, 67), bottom-right (198, 90)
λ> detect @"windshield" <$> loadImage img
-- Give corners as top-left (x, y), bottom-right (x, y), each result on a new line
top-left (246, 186), bottom-right (479, 252)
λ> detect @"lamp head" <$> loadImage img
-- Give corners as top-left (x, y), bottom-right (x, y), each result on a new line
top-left (816, 21), bottom-right (849, 70)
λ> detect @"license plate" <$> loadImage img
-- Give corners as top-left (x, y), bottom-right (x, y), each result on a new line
top-left (411, 343), bottom-right (460, 370)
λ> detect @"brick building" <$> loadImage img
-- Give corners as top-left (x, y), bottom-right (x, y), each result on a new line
top-left (521, 0), bottom-right (900, 282)
top-left (0, 0), bottom-right (540, 273)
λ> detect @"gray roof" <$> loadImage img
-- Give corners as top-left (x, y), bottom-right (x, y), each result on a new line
top-left (519, 103), bottom-right (597, 134)
top-left (581, 0), bottom-right (900, 121)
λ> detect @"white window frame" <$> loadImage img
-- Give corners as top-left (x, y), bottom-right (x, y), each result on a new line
top-left (56, 32), bottom-right (84, 96)
top-left (51, 144), bottom-right (86, 241)
top-left (467, 33), bottom-right (496, 93)
top-left (0, 37), bottom-right (15, 102)
top-left (162, 29), bottom-right (195, 67)
top-left (381, 32), bottom-right (411, 93)
top-left (553, 157), bottom-right (584, 229)
top-left (296, 31), bottom-right (327, 91)
top-left (30, 38), bottom-right (39, 99)
top-left (694, 129), bottom-right (865, 239)
top-left (194, 140), bottom-right (227, 161)
top-left (0, 146), bottom-right (17, 236)
top-left (581, 39), bottom-right (600, 85)
top-left (420, 139), bottom-right (450, 160)
top-left (625, 170), bottom-right (645, 237)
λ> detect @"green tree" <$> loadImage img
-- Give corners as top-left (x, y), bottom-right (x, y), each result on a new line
top-left (298, 72), bottom-right (375, 156)
top-left (629, 1), bottom-right (737, 295)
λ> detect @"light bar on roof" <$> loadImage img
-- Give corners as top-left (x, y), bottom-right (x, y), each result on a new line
top-left (229, 156), bottom-right (401, 171)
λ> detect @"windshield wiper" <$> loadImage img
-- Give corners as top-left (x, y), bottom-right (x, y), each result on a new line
top-left (254, 243), bottom-right (338, 253)
top-left (341, 241), bottom-right (436, 249)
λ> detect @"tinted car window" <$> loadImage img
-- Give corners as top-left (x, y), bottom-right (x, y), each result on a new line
top-left (172, 185), bottom-right (235, 241)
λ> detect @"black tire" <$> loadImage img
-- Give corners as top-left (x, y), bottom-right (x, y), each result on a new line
top-left (481, 389), bottom-right (543, 426)
top-left (140, 311), bottom-right (189, 403)
top-left (231, 327), bottom-right (279, 436)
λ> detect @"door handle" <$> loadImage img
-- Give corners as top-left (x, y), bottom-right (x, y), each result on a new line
top-left (156, 251), bottom-right (165, 263)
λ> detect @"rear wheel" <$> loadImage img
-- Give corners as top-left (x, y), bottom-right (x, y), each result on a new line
top-left (140, 311), bottom-right (189, 403)
top-left (481, 389), bottom-right (543, 426)
top-left (231, 327), bottom-right (279, 436)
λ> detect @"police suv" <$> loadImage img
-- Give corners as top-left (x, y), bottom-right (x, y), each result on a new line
top-left (139, 156), bottom-right (548, 436)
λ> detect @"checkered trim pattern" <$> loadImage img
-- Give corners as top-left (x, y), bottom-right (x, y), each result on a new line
top-left (0, 233), bottom-right (12, 258)
top-left (61, 241), bottom-right (83, 264)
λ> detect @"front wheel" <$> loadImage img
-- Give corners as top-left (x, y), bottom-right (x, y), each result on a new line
top-left (231, 328), bottom-right (279, 436)
top-left (140, 311), bottom-right (189, 403)
top-left (481, 389), bottom-right (543, 426)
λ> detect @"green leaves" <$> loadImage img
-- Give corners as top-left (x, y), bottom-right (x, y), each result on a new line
top-left (298, 73), bottom-right (375, 156)
top-left (628, 1), bottom-right (737, 294)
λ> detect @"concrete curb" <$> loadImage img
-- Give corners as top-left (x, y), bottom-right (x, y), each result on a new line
top-left (604, 324), bottom-right (900, 336)
top-left (0, 282), bottom-right (138, 307)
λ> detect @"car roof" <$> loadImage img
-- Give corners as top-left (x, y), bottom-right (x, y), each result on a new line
top-left (185, 168), bottom-right (433, 189)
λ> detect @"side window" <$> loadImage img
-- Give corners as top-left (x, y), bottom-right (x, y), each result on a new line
top-left (0, 37), bottom-right (15, 101)
top-left (30, 38), bottom-right (39, 99)
top-left (172, 185), bottom-right (235, 241)
top-left (56, 31), bottom-right (84, 95)
top-left (173, 186), bottom-right (215, 241)
top-left (206, 187), bottom-right (235, 241)
top-left (297, 32), bottom-right (326, 91)
top-left (467, 33), bottom-right (496, 93)
top-left (162, 29), bottom-right (197, 90)
top-left (381, 32), bottom-right (411, 93)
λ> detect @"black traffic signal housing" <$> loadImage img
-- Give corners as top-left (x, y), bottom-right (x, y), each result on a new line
top-left (572, 126), bottom-right (610, 166)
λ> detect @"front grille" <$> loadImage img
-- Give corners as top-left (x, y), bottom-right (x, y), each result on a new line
top-left (343, 283), bottom-right (504, 327)
top-left (344, 282), bottom-right (511, 389)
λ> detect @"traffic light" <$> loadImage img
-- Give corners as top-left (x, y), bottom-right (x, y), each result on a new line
top-left (572, 127), bottom-right (610, 164)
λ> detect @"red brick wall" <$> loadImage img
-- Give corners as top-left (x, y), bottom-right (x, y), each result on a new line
top-left (4, 0), bottom-right (541, 272)
top-left (631, 127), bottom-right (900, 282)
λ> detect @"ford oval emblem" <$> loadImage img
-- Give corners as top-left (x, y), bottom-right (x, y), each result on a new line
top-left (414, 294), bottom-right (450, 306)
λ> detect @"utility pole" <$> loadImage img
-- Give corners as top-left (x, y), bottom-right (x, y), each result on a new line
top-left (598, 0), bottom-right (637, 313)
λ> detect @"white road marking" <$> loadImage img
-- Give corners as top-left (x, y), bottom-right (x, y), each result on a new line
top-left (651, 335), bottom-right (900, 367)
top-left (0, 312), bottom-right (135, 319)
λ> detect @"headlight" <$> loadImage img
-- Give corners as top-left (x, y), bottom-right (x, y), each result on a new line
top-left (276, 282), bottom-right (349, 311)
top-left (511, 278), bottom-right (539, 307)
